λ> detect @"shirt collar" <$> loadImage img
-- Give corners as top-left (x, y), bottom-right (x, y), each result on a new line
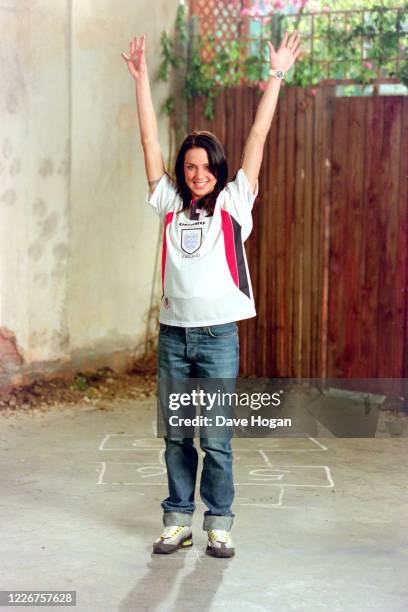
top-left (189, 198), bottom-right (203, 220)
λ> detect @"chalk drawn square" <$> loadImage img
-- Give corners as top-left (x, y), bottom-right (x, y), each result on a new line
top-left (243, 464), bottom-right (333, 488)
top-left (99, 435), bottom-right (163, 451)
top-left (97, 462), bottom-right (167, 485)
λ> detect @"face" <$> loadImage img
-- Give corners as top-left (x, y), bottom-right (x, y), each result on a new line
top-left (184, 147), bottom-right (217, 199)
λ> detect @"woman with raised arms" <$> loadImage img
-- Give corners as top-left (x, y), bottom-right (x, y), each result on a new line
top-left (121, 29), bottom-right (301, 558)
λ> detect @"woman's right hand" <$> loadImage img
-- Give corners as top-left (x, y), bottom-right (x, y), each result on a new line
top-left (121, 35), bottom-right (147, 80)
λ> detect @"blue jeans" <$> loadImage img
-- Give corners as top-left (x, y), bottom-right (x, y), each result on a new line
top-left (157, 322), bottom-right (239, 531)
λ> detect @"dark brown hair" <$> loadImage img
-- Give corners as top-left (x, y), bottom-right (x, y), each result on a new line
top-left (174, 130), bottom-right (228, 216)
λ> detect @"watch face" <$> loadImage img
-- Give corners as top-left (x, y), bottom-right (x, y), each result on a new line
top-left (276, 70), bottom-right (284, 78)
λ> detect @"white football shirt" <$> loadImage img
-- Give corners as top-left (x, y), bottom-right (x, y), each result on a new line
top-left (146, 168), bottom-right (258, 327)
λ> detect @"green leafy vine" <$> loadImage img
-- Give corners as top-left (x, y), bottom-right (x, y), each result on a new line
top-left (158, 1), bottom-right (408, 122)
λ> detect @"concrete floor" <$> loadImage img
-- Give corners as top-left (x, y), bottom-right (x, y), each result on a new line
top-left (0, 397), bottom-right (407, 612)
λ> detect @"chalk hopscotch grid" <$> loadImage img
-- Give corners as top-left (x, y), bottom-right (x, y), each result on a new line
top-left (96, 433), bottom-right (334, 507)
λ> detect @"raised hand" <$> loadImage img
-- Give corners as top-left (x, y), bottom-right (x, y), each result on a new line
top-left (121, 35), bottom-right (147, 80)
top-left (268, 30), bottom-right (302, 73)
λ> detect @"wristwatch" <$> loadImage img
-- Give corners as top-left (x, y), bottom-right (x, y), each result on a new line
top-left (269, 68), bottom-right (285, 80)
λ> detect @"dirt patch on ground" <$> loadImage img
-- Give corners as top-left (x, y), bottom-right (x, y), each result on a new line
top-left (0, 360), bottom-right (157, 417)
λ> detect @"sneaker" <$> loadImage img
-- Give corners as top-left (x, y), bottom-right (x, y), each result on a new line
top-left (152, 525), bottom-right (193, 554)
top-left (206, 529), bottom-right (235, 558)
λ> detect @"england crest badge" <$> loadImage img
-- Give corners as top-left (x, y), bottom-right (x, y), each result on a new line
top-left (181, 228), bottom-right (202, 254)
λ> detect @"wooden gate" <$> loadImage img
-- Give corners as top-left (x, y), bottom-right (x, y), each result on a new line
top-left (188, 85), bottom-right (408, 378)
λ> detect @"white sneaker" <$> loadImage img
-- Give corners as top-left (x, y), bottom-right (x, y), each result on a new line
top-left (206, 529), bottom-right (235, 558)
top-left (152, 525), bottom-right (193, 554)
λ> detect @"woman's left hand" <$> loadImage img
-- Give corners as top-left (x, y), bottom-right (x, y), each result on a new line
top-left (268, 30), bottom-right (302, 73)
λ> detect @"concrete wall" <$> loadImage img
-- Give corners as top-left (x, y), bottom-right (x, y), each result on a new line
top-left (0, 0), bottom-right (179, 389)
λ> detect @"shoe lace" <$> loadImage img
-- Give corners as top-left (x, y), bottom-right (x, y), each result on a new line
top-left (161, 525), bottom-right (185, 539)
top-left (209, 529), bottom-right (229, 543)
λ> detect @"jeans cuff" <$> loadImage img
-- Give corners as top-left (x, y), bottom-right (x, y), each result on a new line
top-left (203, 515), bottom-right (234, 531)
top-left (163, 512), bottom-right (193, 527)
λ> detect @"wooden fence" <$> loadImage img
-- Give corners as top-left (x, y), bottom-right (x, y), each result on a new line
top-left (188, 85), bottom-right (408, 378)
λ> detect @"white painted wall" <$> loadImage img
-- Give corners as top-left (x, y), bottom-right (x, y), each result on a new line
top-left (0, 0), bottom-right (178, 377)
